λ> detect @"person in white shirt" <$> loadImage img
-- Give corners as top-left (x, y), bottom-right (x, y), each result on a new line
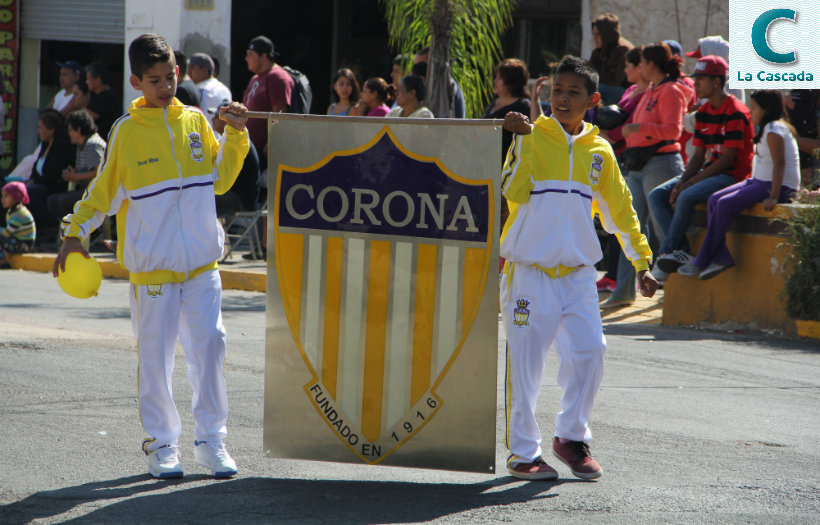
top-left (47, 61), bottom-right (82, 116)
top-left (677, 89), bottom-right (800, 280)
top-left (188, 53), bottom-right (233, 127)
top-left (386, 75), bottom-right (434, 118)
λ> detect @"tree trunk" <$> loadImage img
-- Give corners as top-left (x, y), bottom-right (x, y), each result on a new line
top-left (427, 0), bottom-right (453, 118)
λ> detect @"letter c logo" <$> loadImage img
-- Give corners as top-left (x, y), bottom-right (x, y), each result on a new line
top-left (752, 9), bottom-right (797, 64)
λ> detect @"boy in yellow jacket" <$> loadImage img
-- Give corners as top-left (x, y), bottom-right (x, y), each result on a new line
top-left (53, 34), bottom-right (249, 479)
top-left (501, 56), bottom-right (657, 480)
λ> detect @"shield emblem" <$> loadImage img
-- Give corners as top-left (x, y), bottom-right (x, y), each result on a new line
top-left (273, 127), bottom-right (493, 464)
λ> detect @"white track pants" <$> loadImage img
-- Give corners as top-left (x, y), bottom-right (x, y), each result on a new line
top-left (130, 269), bottom-right (228, 452)
top-left (501, 264), bottom-right (606, 464)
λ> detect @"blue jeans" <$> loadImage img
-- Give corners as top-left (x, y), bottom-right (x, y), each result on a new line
top-left (611, 153), bottom-right (684, 300)
top-left (648, 172), bottom-right (737, 255)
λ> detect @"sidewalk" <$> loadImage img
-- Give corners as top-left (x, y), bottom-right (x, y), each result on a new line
top-left (7, 248), bottom-right (267, 293)
top-left (6, 250), bottom-right (663, 325)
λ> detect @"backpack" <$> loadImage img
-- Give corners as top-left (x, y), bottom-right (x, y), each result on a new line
top-left (282, 66), bottom-right (312, 114)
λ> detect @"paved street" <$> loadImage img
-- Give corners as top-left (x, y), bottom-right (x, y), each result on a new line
top-left (1, 269), bottom-right (818, 524)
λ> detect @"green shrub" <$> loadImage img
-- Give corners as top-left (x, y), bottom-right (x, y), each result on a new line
top-left (781, 193), bottom-right (820, 321)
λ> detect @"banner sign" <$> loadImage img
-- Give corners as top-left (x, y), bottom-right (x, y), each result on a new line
top-left (264, 116), bottom-right (500, 473)
top-left (729, 0), bottom-right (820, 89)
top-left (0, 0), bottom-right (18, 173)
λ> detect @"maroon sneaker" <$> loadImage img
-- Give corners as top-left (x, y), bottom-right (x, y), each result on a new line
top-left (596, 276), bottom-right (617, 292)
top-left (506, 456), bottom-right (558, 481)
top-left (552, 438), bottom-right (603, 480)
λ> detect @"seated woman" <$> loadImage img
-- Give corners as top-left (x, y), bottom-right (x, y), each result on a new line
top-left (387, 75), bottom-right (434, 118)
top-left (25, 109), bottom-right (75, 243)
top-left (327, 68), bottom-right (360, 116)
top-left (350, 77), bottom-right (393, 117)
top-left (47, 111), bottom-right (106, 222)
top-left (677, 90), bottom-right (800, 280)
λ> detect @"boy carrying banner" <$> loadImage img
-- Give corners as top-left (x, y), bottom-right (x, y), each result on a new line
top-left (500, 55), bottom-right (657, 480)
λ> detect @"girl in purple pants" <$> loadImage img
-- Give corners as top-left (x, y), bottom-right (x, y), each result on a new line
top-left (678, 90), bottom-right (800, 280)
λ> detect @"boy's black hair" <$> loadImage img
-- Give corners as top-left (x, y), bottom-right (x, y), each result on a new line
top-left (129, 33), bottom-right (175, 79)
top-left (554, 55), bottom-right (599, 96)
top-left (65, 110), bottom-right (97, 137)
top-left (85, 63), bottom-right (111, 85)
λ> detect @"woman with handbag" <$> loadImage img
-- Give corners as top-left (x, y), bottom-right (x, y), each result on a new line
top-left (601, 42), bottom-right (693, 309)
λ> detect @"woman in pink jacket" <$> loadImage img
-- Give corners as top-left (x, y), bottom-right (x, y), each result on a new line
top-left (602, 41), bottom-right (694, 308)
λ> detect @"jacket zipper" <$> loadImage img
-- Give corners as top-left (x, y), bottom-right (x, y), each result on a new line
top-left (567, 134), bottom-right (575, 256)
top-left (164, 107), bottom-right (191, 280)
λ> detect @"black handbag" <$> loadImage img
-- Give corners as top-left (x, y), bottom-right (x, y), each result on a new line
top-left (619, 140), bottom-right (674, 171)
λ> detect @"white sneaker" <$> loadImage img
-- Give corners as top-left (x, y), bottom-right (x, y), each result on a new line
top-left (677, 262), bottom-right (701, 277)
top-left (650, 264), bottom-right (668, 283)
top-left (656, 250), bottom-right (694, 273)
top-left (194, 440), bottom-right (237, 478)
top-left (148, 444), bottom-right (183, 479)
top-left (699, 262), bottom-right (732, 280)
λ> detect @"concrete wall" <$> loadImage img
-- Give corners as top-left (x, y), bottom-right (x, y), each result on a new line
top-left (662, 204), bottom-right (800, 336)
top-left (587, 0), bottom-right (730, 70)
top-left (178, 0), bottom-right (232, 88)
top-left (123, 0), bottom-right (231, 105)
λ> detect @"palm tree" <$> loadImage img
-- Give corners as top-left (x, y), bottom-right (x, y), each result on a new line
top-left (379, 0), bottom-right (516, 118)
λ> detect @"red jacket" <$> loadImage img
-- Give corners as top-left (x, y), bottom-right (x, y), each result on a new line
top-left (626, 77), bottom-right (694, 155)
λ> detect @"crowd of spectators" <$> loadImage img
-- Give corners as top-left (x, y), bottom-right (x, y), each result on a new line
top-left (577, 12), bottom-right (819, 309)
top-left (2, 20), bottom-right (818, 273)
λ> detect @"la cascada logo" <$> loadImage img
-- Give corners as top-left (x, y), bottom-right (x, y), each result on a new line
top-left (751, 9), bottom-right (797, 64)
top-left (730, 1), bottom-right (819, 87)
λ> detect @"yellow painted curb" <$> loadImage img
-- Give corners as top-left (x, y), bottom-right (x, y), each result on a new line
top-left (795, 320), bottom-right (820, 340)
top-left (219, 268), bottom-right (266, 292)
top-left (7, 253), bottom-right (266, 293)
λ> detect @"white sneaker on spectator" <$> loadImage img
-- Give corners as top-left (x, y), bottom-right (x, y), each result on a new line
top-left (194, 440), bottom-right (237, 478)
top-left (148, 444), bottom-right (183, 479)
top-left (650, 265), bottom-right (668, 283)
top-left (656, 250), bottom-right (694, 273)
top-left (699, 262), bottom-right (733, 280)
top-left (677, 263), bottom-right (701, 277)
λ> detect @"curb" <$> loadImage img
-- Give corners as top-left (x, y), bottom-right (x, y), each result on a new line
top-left (7, 253), bottom-right (267, 293)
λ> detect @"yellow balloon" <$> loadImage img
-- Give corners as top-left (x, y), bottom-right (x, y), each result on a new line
top-left (57, 253), bottom-right (102, 299)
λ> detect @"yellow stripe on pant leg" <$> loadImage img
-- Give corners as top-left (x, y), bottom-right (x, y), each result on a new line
top-left (505, 343), bottom-right (512, 451)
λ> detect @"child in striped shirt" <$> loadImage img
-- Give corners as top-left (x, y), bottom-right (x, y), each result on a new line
top-left (1, 182), bottom-right (36, 268)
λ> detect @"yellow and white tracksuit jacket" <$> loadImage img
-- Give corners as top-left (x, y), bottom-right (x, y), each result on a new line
top-left (500, 115), bottom-right (651, 276)
top-left (61, 97), bottom-right (250, 285)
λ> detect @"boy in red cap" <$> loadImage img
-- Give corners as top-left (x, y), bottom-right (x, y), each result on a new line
top-left (648, 55), bottom-right (754, 280)
top-left (0, 182), bottom-right (36, 268)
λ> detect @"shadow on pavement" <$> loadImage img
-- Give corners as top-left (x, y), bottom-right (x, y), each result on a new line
top-left (604, 323), bottom-right (820, 353)
top-left (1, 475), bottom-right (586, 524)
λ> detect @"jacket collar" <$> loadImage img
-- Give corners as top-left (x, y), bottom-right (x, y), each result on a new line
top-left (128, 97), bottom-right (185, 127)
top-left (534, 114), bottom-right (599, 143)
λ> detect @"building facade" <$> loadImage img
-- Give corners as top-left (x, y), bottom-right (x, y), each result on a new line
top-left (5, 0), bottom-right (728, 170)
